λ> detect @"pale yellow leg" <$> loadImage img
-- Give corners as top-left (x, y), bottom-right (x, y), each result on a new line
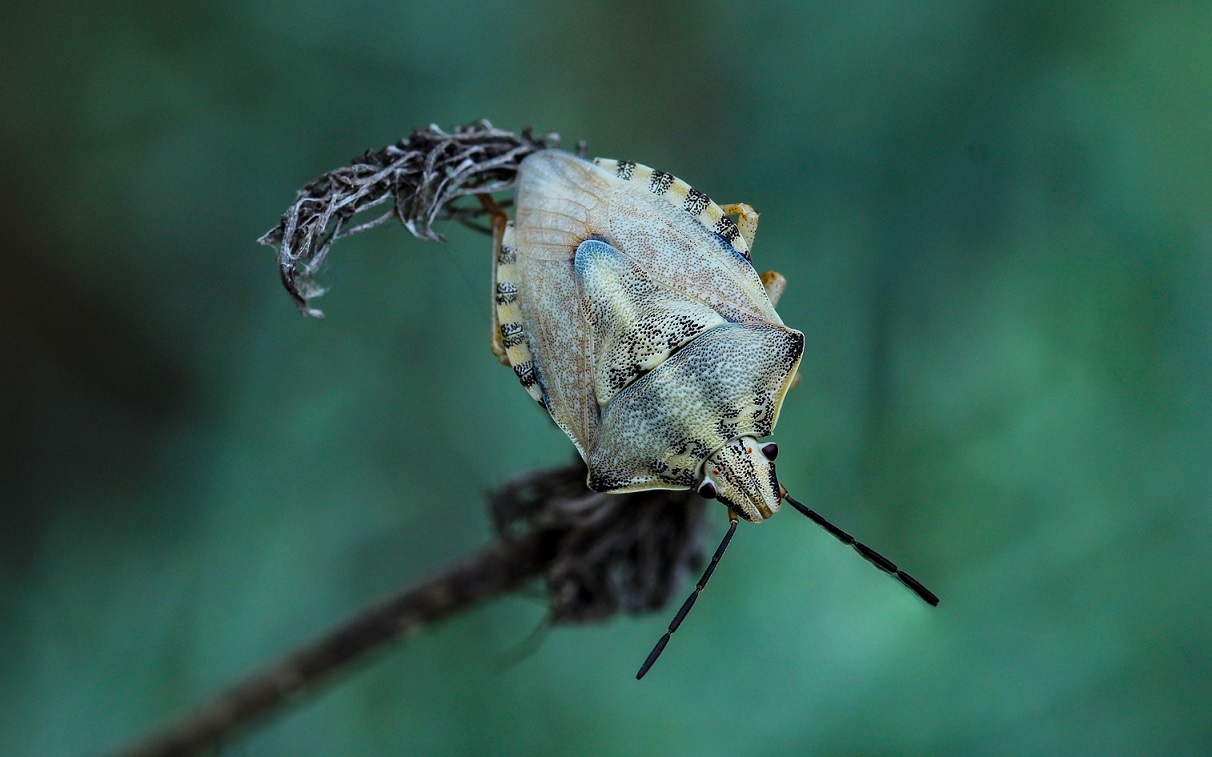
top-left (759, 271), bottom-right (786, 307)
top-left (480, 195), bottom-right (511, 366)
top-left (719, 203), bottom-right (760, 251)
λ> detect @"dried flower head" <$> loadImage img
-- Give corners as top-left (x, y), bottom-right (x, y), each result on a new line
top-left (259, 120), bottom-right (562, 317)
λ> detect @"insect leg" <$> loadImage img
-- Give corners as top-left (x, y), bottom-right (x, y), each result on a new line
top-left (480, 194), bottom-right (512, 367)
top-left (783, 493), bottom-right (939, 606)
top-left (719, 203), bottom-right (760, 251)
top-left (759, 270), bottom-right (787, 307)
top-left (637, 515), bottom-right (740, 680)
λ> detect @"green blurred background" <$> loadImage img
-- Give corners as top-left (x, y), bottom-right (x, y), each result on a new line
top-left (3, 1), bottom-right (1210, 754)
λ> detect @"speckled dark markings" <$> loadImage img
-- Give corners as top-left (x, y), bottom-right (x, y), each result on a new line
top-left (707, 436), bottom-right (780, 518)
top-left (495, 281), bottom-right (518, 305)
top-left (649, 170), bottom-right (674, 195)
top-left (615, 160), bottom-right (636, 180)
top-left (683, 188), bottom-right (711, 216)
top-left (513, 360), bottom-right (538, 388)
top-left (497, 245), bottom-right (517, 266)
top-left (600, 312), bottom-right (711, 398)
top-left (712, 216), bottom-right (740, 245)
top-left (715, 419), bottom-right (741, 440)
top-left (643, 437), bottom-right (714, 488)
top-left (713, 388), bottom-right (777, 440)
top-left (763, 461), bottom-right (780, 503)
top-left (500, 321), bottom-right (525, 348)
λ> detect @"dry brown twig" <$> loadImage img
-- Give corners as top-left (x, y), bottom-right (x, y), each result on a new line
top-left (119, 462), bottom-right (705, 757)
top-left (117, 123), bottom-right (707, 757)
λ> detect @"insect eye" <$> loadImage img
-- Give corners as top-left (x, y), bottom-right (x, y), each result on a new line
top-left (761, 443), bottom-right (779, 461)
top-left (698, 480), bottom-right (717, 499)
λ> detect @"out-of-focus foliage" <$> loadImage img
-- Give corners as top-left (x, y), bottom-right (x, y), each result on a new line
top-left (2, 1), bottom-right (1209, 754)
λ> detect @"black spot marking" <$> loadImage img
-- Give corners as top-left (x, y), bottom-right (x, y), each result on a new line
top-left (766, 461), bottom-right (780, 496)
top-left (588, 470), bottom-right (627, 492)
top-left (716, 418), bottom-right (740, 439)
top-left (498, 246), bottom-right (517, 265)
top-left (711, 217), bottom-right (750, 259)
top-left (495, 282), bottom-right (518, 305)
top-left (683, 188), bottom-right (710, 216)
top-left (649, 171), bottom-right (674, 195)
top-left (500, 322), bottom-right (525, 348)
top-left (514, 360), bottom-right (538, 387)
top-left (616, 160), bottom-right (636, 180)
top-left (713, 217), bottom-right (740, 244)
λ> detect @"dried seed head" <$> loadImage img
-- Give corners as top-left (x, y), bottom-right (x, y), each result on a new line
top-left (260, 120), bottom-right (561, 317)
top-left (490, 460), bottom-right (706, 623)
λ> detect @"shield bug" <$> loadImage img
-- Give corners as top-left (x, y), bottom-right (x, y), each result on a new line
top-left (482, 150), bottom-right (937, 678)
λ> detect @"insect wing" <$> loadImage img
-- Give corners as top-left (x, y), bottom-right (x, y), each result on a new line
top-left (594, 158), bottom-right (781, 327)
top-left (511, 152), bottom-right (616, 455)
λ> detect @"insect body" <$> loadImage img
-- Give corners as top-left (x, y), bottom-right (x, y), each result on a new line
top-left (486, 150), bottom-right (937, 677)
top-left (492, 150), bottom-right (801, 522)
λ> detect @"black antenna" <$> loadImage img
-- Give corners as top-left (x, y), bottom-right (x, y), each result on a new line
top-left (636, 516), bottom-right (740, 680)
top-left (784, 493), bottom-right (939, 606)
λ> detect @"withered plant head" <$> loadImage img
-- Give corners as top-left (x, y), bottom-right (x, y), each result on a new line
top-left (259, 120), bottom-right (564, 317)
top-left (490, 460), bottom-right (707, 624)
top-left (260, 121), bottom-right (707, 625)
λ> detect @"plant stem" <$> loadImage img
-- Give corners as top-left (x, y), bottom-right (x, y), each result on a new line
top-left (117, 532), bottom-right (548, 757)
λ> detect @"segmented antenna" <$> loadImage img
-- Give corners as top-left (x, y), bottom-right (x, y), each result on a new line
top-left (635, 496), bottom-right (936, 680)
top-left (636, 516), bottom-right (740, 680)
top-left (783, 493), bottom-right (939, 606)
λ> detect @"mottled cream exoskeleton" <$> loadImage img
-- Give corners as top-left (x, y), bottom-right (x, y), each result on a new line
top-left (491, 150), bottom-right (802, 523)
top-left (486, 150), bottom-right (936, 678)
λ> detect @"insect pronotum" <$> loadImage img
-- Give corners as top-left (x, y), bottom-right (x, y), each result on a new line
top-left (483, 150), bottom-right (937, 679)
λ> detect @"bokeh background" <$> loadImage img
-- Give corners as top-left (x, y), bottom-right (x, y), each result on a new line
top-left (3, 1), bottom-right (1210, 754)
